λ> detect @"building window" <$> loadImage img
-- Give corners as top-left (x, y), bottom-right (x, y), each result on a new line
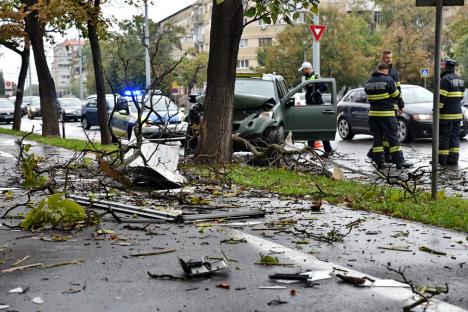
top-left (258, 38), bottom-right (272, 47)
top-left (239, 39), bottom-right (248, 48)
top-left (237, 60), bottom-right (249, 69)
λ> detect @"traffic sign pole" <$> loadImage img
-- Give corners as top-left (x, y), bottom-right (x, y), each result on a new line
top-left (431, 0), bottom-right (443, 200)
top-left (312, 14), bottom-right (320, 75)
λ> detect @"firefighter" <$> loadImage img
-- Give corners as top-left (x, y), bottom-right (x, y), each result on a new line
top-left (364, 63), bottom-right (413, 169)
top-left (298, 61), bottom-right (334, 156)
top-left (438, 58), bottom-right (465, 166)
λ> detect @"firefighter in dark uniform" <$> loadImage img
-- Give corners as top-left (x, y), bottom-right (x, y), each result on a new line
top-left (382, 50), bottom-right (405, 161)
top-left (438, 58), bottom-right (465, 166)
top-left (298, 61), bottom-right (334, 156)
top-left (364, 63), bottom-right (413, 169)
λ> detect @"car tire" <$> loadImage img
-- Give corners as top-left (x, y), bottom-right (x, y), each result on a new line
top-left (264, 125), bottom-right (285, 145)
top-left (82, 117), bottom-right (91, 130)
top-left (397, 118), bottom-right (412, 143)
top-left (337, 117), bottom-right (355, 140)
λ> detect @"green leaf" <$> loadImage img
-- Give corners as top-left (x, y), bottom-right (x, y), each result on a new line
top-left (215, 0), bottom-right (224, 4)
top-left (258, 255), bottom-right (279, 265)
top-left (244, 7), bottom-right (256, 17)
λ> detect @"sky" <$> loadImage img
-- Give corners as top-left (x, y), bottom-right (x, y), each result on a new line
top-left (0, 0), bottom-right (196, 86)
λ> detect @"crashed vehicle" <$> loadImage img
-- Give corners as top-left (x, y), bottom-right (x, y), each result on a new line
top-left (186, 73), bottom-right (338, 150)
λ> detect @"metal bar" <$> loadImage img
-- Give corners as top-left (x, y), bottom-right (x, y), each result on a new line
top-left (144, 0), bottom-right (151, 89)
top-left (431, 0), bottom-right (443, 200)
top-left (67, 195), bottom-right (179, 221)
top-left (182, 209), bottom-right (266, 222)
top-left (312, 13), bottom-right (320, 75)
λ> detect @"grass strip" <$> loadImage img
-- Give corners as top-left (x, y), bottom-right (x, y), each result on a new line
top-left (188, 165), bottom-right (468, 232)
top-left (0, 127), bottom-right (117, 153)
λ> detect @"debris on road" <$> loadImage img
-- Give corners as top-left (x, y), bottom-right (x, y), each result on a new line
top-left (216, 283), bottom-right (230, 289)
top-left (259, 286), bottom-right (287, 289)
top-left (32, 297), bottom-right (44, 304)
top-left (0, 305), bottom-right (10, 310)
top-left (179, 253), bottom-right (229, 277)
top-left (130, 248), bottom-right (176, 257)
top-left (8, 287), bottom-right (29, 294)
top-left (267, 296), bottom-right (288, 305)
top-left (419, 246), bottom-right (447, 256)
top-left (270, 271), bottom-right (331, 284)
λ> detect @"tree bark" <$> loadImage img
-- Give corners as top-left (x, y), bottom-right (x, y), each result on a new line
top-left (87, 0), bottom-right (112, 145)
top-left (24, 0), bottom-right (60, 136)
top-left (13, 44), bottom-right (30, 131)
top-left (196, 0), bottom-right (243, 164)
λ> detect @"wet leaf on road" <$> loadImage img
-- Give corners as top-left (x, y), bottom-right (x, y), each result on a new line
top-left (419, 246), bottom-right (447, 256)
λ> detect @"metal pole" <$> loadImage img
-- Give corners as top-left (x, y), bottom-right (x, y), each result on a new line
top-left (431, 0), bottom-right (443, 200)
top-left (424, 77), bottom-right (427, 89)
top-left (28, 58), bottom-right (32, 96)
top-left (144, 0), bottom-right (151, 89)
top-left (78, 32), bottom-right (84, 100)
top-left (312, 13), bottom-right (320, 75)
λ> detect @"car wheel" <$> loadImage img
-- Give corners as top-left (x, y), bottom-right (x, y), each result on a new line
top-left (337, 117), bottom-right (355, 140)
top-left (397, 118), bottom-right (412, 143)
top-left (82, 117), bottom-right (91, 130)
top-left (263, 125), bottom-right (285, 145)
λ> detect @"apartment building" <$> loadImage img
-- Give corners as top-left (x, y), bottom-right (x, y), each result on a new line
top-left (51, 39), bottom-right (86, 97)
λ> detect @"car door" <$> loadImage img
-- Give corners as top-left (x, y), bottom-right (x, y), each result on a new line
top-left (84, 98), bottom-right (98, 125)
top-left (351, 89), bottom-right (370, 132)
top-left (110, 98), bottom-right (130, 138)
top-left (280, 78), bottom-right (337, 141)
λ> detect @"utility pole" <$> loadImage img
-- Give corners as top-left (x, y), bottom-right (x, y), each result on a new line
top-left (312, 13), bottom-right (320, 75)
top-left (28, 57), bottom-right (32, 96)
top-left (78, 32), bottom-right (84, 100)
top-left (144, 0), bottom-right (151, 89)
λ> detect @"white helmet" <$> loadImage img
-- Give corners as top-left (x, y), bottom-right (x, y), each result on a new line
top-left (298, 61), bottom-right (313, 72)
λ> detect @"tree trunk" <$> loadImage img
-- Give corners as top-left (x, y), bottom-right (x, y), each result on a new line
top-left (13, 44), bottom-right (30, 131)
top-left (196, 0), bottom-right (243, 164)
top-left (24, 1), bottom-right (60, 136)
top-left (87, 0), bottom-right (112, 145)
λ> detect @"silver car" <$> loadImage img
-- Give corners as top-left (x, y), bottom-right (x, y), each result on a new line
top-left (0, 99), bottom-right (14, 123)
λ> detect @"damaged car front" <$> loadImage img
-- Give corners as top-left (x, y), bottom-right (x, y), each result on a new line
top-left (187, 74), bottom-right (288, 151)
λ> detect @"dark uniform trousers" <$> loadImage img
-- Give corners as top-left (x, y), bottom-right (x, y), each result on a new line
top-left (439, 121), bottom-right (460, 164)
top-left (368, 116), bottom-right (404, 165)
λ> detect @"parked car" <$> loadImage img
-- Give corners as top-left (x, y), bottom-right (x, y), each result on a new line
top-left (58, 97), bottom-right (83, 121)
top-left (27, 97), bottom-right (41, 119)
top-left (81, 94), bottom-right (117, 129)
top-left (0, 98), bottom-right (14, 123)
top-left (9, 95), bottom-right (37, 116)
top-left (337, 84), bottom-right (468, 142)
top-left (187, 73), bottom-right (337, 150)
top-left (110, 94), bottom-right (187, 143)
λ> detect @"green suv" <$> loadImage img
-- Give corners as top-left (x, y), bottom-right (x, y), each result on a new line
top-left (187, 73), bottom-right (337, 150)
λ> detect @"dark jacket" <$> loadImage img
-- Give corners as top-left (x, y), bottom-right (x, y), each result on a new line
top-left (364, 71), bottom-right (400, 117)
top-left (305, 73), bottom-right (328, 105)
top-left (388, 65), bottom-right (404, 109)
top-left (440, 70), bottom-right (465, 121)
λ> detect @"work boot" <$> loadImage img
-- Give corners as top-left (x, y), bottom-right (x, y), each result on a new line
top-left (396, 161), bottom-right (413, 169)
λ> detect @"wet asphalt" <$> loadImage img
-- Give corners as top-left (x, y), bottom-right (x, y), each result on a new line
top-left (0, 130), bottom-right (467, 312)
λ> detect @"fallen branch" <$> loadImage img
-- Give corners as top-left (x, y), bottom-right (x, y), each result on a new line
top-left (130, 248), bottom-right (176, 257)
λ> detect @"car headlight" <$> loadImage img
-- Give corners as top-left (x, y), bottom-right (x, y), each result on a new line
top-left (412, 114), bottom-right (432, 121)
top-left (259, 111), bottom-right (273, 119)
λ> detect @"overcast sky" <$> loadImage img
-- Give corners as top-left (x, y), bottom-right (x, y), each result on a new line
top-left (0, 0), bottom-right (196, 85)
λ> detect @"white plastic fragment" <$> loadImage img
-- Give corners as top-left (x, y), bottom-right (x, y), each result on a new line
top-left (8, 287), bottom-right (24, 293)
top-left (258, 286), bottom-right (287, 289)
top-left (32, 297), bottom-right (44, 304)
top-left (0, 305), bottom-right (10, 310)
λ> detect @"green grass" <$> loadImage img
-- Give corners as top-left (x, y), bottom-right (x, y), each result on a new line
top-left (0, 127), bottom-right (117, 153)
top-left (189, 165), bottom-right (468, 232)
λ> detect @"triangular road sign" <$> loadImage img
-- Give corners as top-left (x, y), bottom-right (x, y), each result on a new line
top-left (309, 24), bottom-right (326, 42)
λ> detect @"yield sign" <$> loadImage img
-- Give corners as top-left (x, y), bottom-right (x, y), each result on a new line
top-left (309, 24), bottom-right (326, 42)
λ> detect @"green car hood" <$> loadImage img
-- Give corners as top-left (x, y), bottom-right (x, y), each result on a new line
top-left (196, 94), bottom-right (276, 110)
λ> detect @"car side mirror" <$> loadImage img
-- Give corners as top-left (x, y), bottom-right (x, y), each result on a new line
top-left (285, 98), bottom-right (295, 108)
top-left (118, 110), bottom-right (129, 115)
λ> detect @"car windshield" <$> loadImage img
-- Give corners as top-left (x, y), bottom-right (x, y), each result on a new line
top-left (59, 98), bottom-right (82, 107)
top-left (0, 100), bottom-right (13, 108)
top-left (142, 96), bottom-right (178, 112)
top-left (31, 99), bottom-right (40, 106)
top-left (402, 86), bottom-right (433, 104)
top-left (235, 79), bottom-right (275, 98)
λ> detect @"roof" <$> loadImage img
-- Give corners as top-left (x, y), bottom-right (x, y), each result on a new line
top-left (55, 39), bottom-right (87, 47)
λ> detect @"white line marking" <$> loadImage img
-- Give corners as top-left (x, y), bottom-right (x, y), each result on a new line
top-left (228, 229), bottom-right (467, 312)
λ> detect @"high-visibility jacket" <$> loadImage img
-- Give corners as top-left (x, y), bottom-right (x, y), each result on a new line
top-left (388, 65), bottom-right (404, 110)
top-left (364, 72), bottom-right (400, 117)
top-left (439, 70), bottom-right (465, 121)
